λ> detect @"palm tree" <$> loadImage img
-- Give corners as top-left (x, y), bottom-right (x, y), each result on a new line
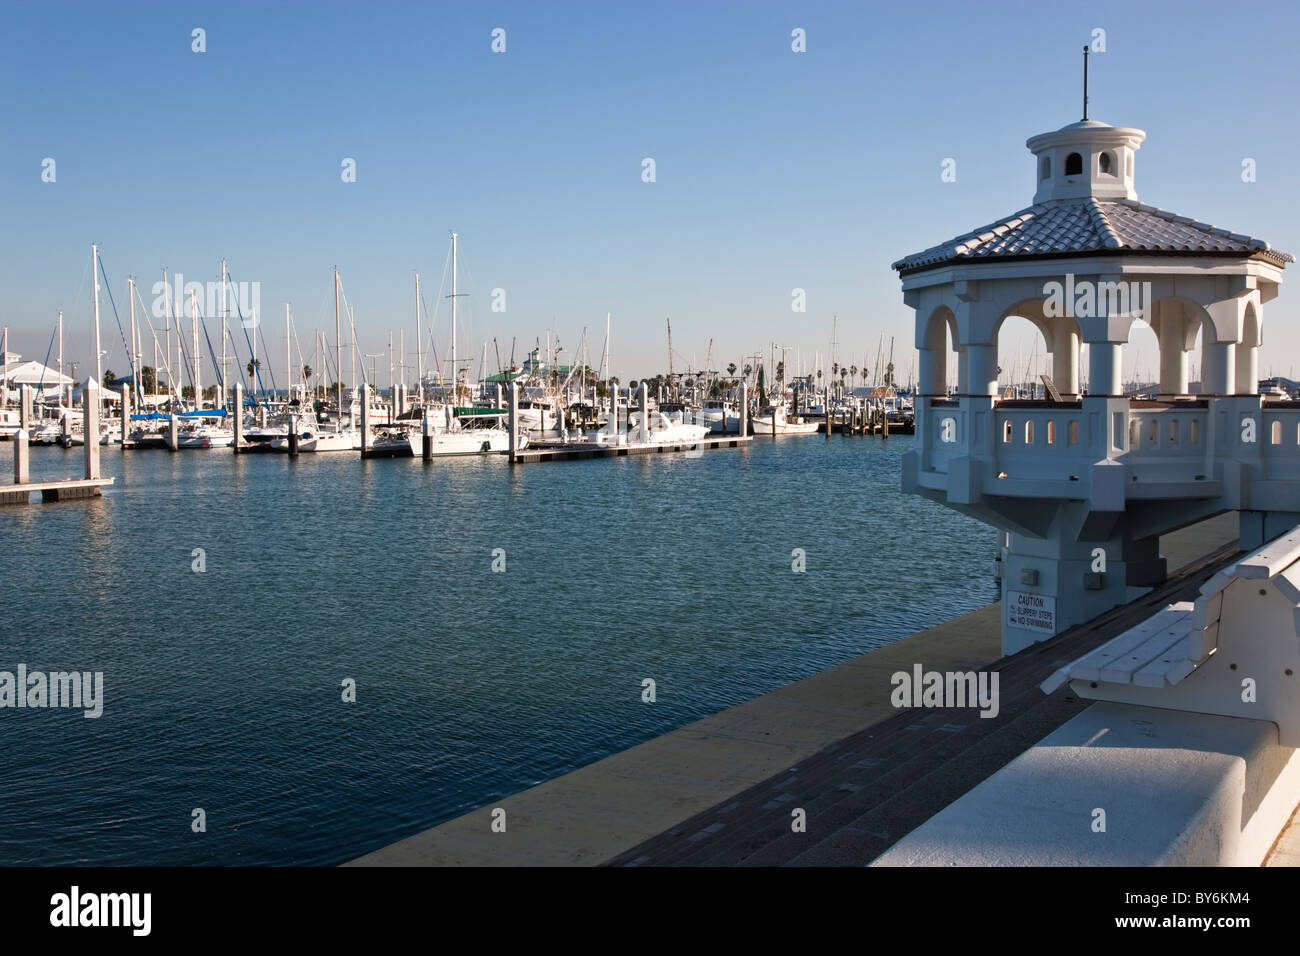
top-left (247, 358), bottom-right (261, 379)
top-left (727, 362), bottom-right (737, 379)
top-left (850, 365), bottom-right (858, 389)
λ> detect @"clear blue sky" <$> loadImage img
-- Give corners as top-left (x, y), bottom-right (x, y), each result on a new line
top-left (2, 0), bottom-right (1298, 386)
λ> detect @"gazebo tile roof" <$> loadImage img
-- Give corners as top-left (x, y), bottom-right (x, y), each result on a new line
top-left (893, 198), bottom-right (1293, 273)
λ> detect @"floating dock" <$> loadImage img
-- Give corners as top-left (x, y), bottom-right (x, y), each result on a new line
top-left (0, 477), bottom-right (113, 505)
top-left (513, 434), bottom-right (750, 463)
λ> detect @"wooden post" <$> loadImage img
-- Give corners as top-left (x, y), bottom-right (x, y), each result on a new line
top-left (233, 382), bottom-right (243, 453)
top-left (84, 378), bottom-right (101, 478)
top-left (882, 406), bottom-right (889, 439)
top-left (120, 385), bottom-right (130, 447)
top-left (739, 382), bottom-right (747, 437)
top-left (508, 381), bottom-right (519, 461)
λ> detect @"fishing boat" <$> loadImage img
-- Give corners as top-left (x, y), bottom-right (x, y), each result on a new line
top-left (750, 403), bottom-right (820, 435)
top-left (699, 398), bottom-right (741, 434)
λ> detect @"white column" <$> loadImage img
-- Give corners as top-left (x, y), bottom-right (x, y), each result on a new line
top-left (1089, 343), bottom-right (1123, 397)
top-left (1202, 342), bottom-right (1236, 396)
top-left (1051, 327), bottom-right (1080, 397)
top-left (1157, 315), bottom-right (1188, 396)
top-left (965, 344), bottom-right (998, 396)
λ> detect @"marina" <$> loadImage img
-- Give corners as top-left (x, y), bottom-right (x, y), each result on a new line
top-left (4, 4), bottom-right (1300, 930)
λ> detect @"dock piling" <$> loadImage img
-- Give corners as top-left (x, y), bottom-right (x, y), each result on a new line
top-left (119, 385), bottom-right (130, 447)
top-left (168, 413), bottom-right (178, 452)
top-left (233, 383), bottom-right (243, 453)
top-left (638, 382), bottom-right (649, 444)
top-left (739, 383), bottom-right (748, 437)
top-left (360, 382), bottom-right (371, 457)
top-left (508, 381), bottom-right (519, 462)
top-left (84, 378), bottom-right (100, 478)
top-left (14, 385), bottom-right (30, 484)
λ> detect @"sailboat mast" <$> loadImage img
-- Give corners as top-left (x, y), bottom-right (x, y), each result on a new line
top-left (334, 267), bottom-right (343, 427)
top-left (450, 232), bottom-right (458, 403)
top-left (190, 288), bottom-right (201, 410)
top-left (286, 304), bottom-right (292, 399)
top-left (57, 310), bottom-right (63, 409)
top-left (162, 268), bottom-right (171, 400)
top-left (414, 272), bottom-right (422, 398)
top-left (128, 276), bottom-right (137, 401)
top-left (220, 258), bottom-right (227, 410)
top-left (92, 243), bottom-right (102, 396)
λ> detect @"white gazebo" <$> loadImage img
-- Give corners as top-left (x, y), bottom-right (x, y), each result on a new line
top-left (895, 109), bottom-right (1297, 653)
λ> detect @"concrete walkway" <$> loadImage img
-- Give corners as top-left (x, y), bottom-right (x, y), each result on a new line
top-left (350, 512), bottom-right (1240, 866)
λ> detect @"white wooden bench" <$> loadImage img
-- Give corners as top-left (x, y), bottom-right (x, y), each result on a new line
top-left (1041, 524), bottom-right (1300, 745)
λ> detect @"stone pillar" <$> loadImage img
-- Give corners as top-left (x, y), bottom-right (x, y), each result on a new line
top-left (1051, 327), bottom-right (1080, 397)
top-left (964, 344), bottom-right (998, 396)
top-left (1157, 312), bottom-right (1188, 396)
top-left (84, 378), bottom-right (100, 479)
top-left (1088, 342), bottom-right (1123, 397)
top-left (1235, 343), bottom-right (1259, 396)
top-left (1202, 342), bottom-right (1236, 397)
top-left (918, 348), bottom-right (944, 397)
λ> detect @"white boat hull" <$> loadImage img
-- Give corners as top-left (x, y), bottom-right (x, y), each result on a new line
top-left (404, 429), bottom-right (517, 456)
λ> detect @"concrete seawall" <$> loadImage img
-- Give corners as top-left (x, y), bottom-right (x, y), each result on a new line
top-left (350, 512), bottom-right (1240, 867)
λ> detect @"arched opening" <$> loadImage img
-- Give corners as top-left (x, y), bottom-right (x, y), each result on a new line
top-left (1148, 297), bottom-right (1210, 397)
top-left (1047, 420), bottom-right (1057, 444)
top-left (995, 311), bottom-right (1054, 400)
top-left (1041, 157), bottom-right (1051, 180)
top-left (1099, 152), bottom-right (1113, 175)
top-left (1065, 152), bottom-right (1083, 176)
top-left (918, 307), bottom-right (958, 397)
top-left (1025, 420), bottom-right (1035, 444)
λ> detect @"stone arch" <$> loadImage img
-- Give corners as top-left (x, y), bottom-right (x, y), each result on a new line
top-left (918, 305), bottom-right (958, 396)
top-left (993, 299), bottom-right (1081, 398)
top-left (1147, 296), bottom-right (1216, 397)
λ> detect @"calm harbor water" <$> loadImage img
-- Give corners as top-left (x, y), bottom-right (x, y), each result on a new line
top-left (0, 435), bottom-right (995, 865)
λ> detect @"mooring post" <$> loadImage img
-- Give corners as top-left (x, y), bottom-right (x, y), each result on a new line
top-left (120, 385), bottom-right (130, 447)
top-left (508, 381), bottom-right (519, 462)
top-left (421, 408), bottom-right (432, 460)
top-left (233, 383), bottom-right (243, 453)
top-left (168, 412), bottom-right (178, 452)
top-left (287, 412), bottom-right (299, 457)
top-left (639, 382), bottom-right (649, 444)
top-left (360, 382), bottom-right (371, 458)
top-left (739, 382), bottom-right (747, 438)
top-left (14, 385), bottom-right (30, 484)
top-left (608, 384), bottom-right (619, 444)
top-left (84, 378), bottom-right (101, 478)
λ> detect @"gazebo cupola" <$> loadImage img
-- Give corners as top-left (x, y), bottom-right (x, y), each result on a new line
top-left (1028, 120), bottom-right (1143, 204)
top-left (892, 64), bottom-right (1296, 655)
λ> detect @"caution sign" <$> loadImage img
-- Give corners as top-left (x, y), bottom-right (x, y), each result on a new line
top-left (1007, 590), bottom-right (1056, 634)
